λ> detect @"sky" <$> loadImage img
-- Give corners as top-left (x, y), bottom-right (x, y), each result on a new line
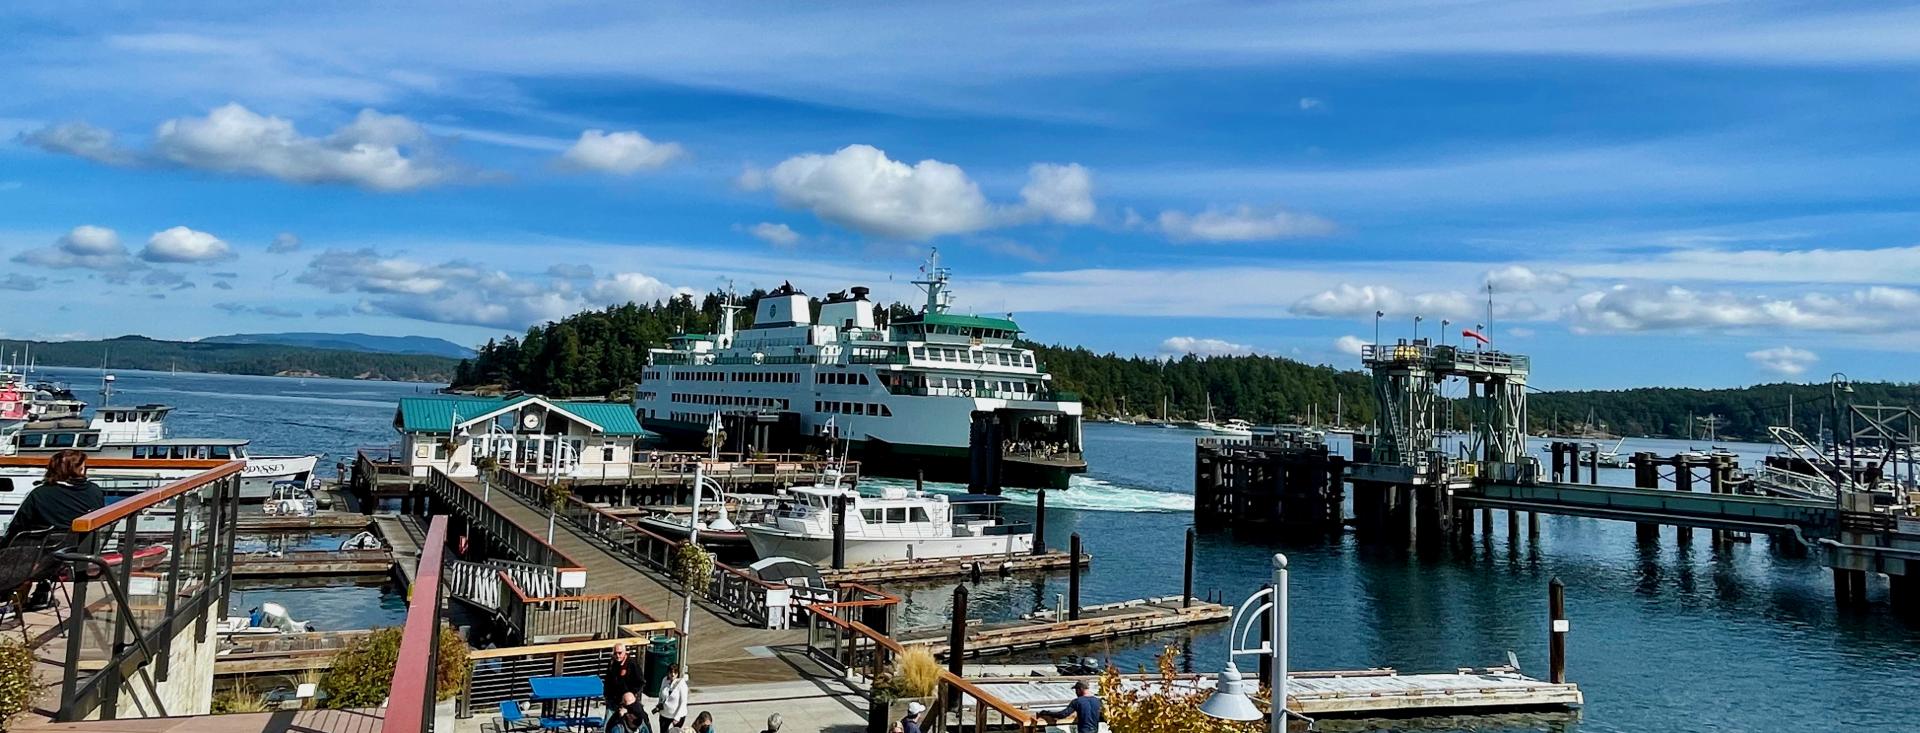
top-left (5, 2), bottom-right (1920, 390)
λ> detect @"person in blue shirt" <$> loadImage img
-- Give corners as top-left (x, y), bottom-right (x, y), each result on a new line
top-left (1040, 680), bottom-right (1102, 733)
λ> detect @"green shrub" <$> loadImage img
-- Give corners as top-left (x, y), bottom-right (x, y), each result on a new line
top-left (211, 689), bottom-right (271, 714)
top-left (319, 626), bottom-right (470, 709)
top-left (0, 638), bottom-right (37, 730)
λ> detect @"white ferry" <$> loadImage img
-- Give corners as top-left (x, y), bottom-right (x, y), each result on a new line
top-left (633, 255), bottom-right (1086, 489)
top-left (4, 404), bottom-right (319, 502)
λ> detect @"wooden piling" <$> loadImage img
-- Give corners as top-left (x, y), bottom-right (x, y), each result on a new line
top-left (1674, 459), bottom-right (1693, 543)
top-left (1033, 489), bottom-right (1047, 555)
top-left (1507, 508), bottom-right (1519, 540)
top-left (831, 493), bottom-right (848, 570)
top-left (1549, 577), bottom-right (1567, 684)
top-left (1068, 533), bottom-right (1083, 621)
top-left (948, 584), bottom-right (969, 709)
top-left (1183, 527), bottom-right (1196, 609)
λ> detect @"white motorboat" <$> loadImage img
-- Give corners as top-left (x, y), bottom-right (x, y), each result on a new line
top-left (743, 484), bottom-right (1033, 566)
top-left (1209, 419), bottom-right (1256, 437)
top-left (219, 602), bottom-right (314, 637)
top-left (5, 403), bottom-right (321, 501)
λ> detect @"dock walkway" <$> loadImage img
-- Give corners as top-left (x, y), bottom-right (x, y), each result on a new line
top-left (973, 667), bottom-right (1582, 718)
top-left (902, 595), bottom-right (1230, 657)
top-left (451, 477), bottom-right (799, 668)
top-left (373, 513), bottom-right (424, 586)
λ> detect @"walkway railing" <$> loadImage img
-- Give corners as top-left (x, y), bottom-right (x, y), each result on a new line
top-left (446, 558), bottom-right (560, 609)
top-left (494, 470), bottom-right (789, 627)
top-left (803, 606), bottom-right (1039, 733)
top-left (382, 514), bottom-right (450, 733)
top-left (460, 635), bottom-right (667, 718)
top-left (424, 469), bottom-right (589, 586)
top-left (46, 457), bottom-right (243, 723)
top-left (498, 572), bottom-right (662, 643)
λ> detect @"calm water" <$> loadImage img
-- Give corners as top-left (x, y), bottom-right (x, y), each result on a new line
top-left (35, 367), bottom-right (1919, 730)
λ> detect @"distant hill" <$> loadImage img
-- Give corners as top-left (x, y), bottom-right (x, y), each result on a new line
top-left (0, 335), bottom-right (458, 383)
top-left (201, 332), bottom-right (475, 359)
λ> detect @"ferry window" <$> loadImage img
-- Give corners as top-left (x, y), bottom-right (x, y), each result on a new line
top-left (853, 403), bottom-right (865, 415)
top-left (18, 435), bottom-right (41, 449)
top-left (910, 507), bottom-right (930, 523)
top-left (880, 405), bottom-right (892, 417)
top-left (50, 433), bottom-right (76, 448)
top-left (80, 434), bottom-right (100, 448)
top-left (885, 507), bottom-right (907, 523)
top-left (861, 508), bottom-right (882, 524)
top-left (211, 445), bottom-right (232, 459)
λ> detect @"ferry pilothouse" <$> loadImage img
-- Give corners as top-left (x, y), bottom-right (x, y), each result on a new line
top-left (633, 255), bottom-right (1087, 489)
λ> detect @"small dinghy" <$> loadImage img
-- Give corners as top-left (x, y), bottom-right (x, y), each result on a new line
top-left (339, 531), bottom-right (384, 551)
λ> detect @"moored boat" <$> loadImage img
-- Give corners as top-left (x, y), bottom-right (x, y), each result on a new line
top-left (742, 483), bottom-right (1033, 566)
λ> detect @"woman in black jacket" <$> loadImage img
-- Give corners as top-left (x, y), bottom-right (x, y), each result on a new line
top-left (6, 450), bottom-right (105, 608)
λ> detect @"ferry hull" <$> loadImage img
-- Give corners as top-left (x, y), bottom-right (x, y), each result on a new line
top-left (743, 527), bottom-right (1034, 566)
top-left (642, 418), bottom-right (1084, 490)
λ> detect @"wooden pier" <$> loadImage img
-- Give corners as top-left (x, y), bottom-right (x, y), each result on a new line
top-left (215, 630), bottom-right (376, 676)
top-left (372, 513), bottom-right (425, 586)
top-left (232, 549), bottom-right (392, 578)
top-left (972, 666), bottom-right (1582, 718)
top-left (818, 550), bottom-right (1088, 584)
top-left (237, 512), bottom-right (373, 533)
top-left (902, 596), bottom-right (1229, 658)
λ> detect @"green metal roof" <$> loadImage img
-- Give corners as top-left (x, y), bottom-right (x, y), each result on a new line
top-left (898, 312), bottom-right (1022, 333)
top-left (395, 395), bottom-right (649, 436)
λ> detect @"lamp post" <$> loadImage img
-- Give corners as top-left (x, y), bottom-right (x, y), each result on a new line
top-left (1440, 319), bottom-right (1450, 348)
top-left (1413, 315), bottom-right (1423, 343)
top-left (1373, 310), bottom-right (1383, 348)
top-left (1199, 554), bottom-right (1288, 732)
top-left (681, 414), bottom-right (737, 674)
top-left (1829, 372), bottom-right (1853, 486)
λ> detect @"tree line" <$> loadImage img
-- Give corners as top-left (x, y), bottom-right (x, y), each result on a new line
top-left (0, 335), bottom-right (457, 382)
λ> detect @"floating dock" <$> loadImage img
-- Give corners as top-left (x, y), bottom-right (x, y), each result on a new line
top-left (818, 550), bottom-right (1088, 584)
top-left (232, 549), bottom-right (392, 578)
top-left (971, 666), bottom-right (1582, 718)
top-left (236, 512), bottom-right (373, 533)
top-left (215, 630), bottom-right (376, 676)
top-left (902, 596), bottom-right (1229, 658)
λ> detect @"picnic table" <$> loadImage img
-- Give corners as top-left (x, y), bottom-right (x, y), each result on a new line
top-left (529, 675), bottom-right (604, 730)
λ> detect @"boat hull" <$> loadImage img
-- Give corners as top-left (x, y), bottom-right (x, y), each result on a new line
top-left (743, 526), bottom-right (1033, 566)
top-left (239, 454), bottom-right (321, 501)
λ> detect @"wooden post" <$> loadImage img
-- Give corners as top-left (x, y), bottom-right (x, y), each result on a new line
top-left (1033, 489), bottom-right (1047, 556)
top-left (1068, 533), bottom-right (1082, 621)
top-left (1507, 508), bottom-right (1519, 540)
top-left (1549, 577), bottom-right (1567, 684)
top-left (1587, 446), bottom-right (1598, 484)
top-left (1183, 527), bottom-right (1196, 609)
top-left (831, 493), bottom-right (848, 570)
top-left (1674, 460), bottom-right (1693, 543)
top-left (948, 584), bottom-right (968, 696)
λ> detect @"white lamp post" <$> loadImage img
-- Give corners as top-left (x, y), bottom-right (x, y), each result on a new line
top-left (1199, 553), bottom-right (1288, 732)
top-left (680, 414), bottom-right (735, 674)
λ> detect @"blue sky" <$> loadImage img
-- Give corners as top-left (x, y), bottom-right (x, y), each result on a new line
top-left (5, 2), bottom-right (1920, 390)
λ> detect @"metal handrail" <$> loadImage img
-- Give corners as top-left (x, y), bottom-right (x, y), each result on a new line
top-left (66, 460), bottom-right (243, 532)
top-left (49, 549), bottom-right (159, 670)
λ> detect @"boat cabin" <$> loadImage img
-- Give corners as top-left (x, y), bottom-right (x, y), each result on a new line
top-left (125, 438), bottom-right (251, 461)
top-left (89, 404), bottom-right (173, 444)
top-left (392, 395), bottom-right (653, 479)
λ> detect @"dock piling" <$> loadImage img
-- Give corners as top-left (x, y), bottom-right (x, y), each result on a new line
top-left (1183, 527), bottom-right (1195, 609)
top-left (1068, 533), bottom-right (1082, 621)
top-left (831, 493), bottom-right (848, 570)
top-left (1033, 489), bottom-right (1047, 555)
top-left (948, 584), bottom-right (968, 705)
top-left (1549, 577), bottom-right (1567, 684)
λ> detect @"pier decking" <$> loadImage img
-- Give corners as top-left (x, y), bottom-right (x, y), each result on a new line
top-left (902, 596), bottom-right (1230, 658)
top-left (972, 667), bottom-right (1582, 718)
top-left (817, 549), bottom-right (1088, 583)
top-left (232, 549), bottom-right (393, 577)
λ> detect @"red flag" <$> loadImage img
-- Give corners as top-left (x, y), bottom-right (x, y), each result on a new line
top-left (1462, 329), bottom-right (1490, 345)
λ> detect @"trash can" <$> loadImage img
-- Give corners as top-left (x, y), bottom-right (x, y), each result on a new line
top-left (645, 636), bottom-right (680, 696)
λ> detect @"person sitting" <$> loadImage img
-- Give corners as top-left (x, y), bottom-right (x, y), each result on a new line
top-left (5, 450), bottom-right (104, 609)
top-left (689, 711), bottom-right (715, 733)
top-left (1039, 680), bottom-right (1103, 733)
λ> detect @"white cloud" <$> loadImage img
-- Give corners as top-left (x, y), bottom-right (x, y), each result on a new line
top-left (141, 226), bottom-right (233, 263)
top-left (295, 247), bottom-right (688, 328)
top-left (745, 222), bottom-right (801, 247)
top-left (591, 272), bottom-right (683, 305)
top-left (1160, 336), bottom-right (1257, 358)
top-left (215, 302), bottom-right (302, 318)
top-left (1483, 265), bottom-right (1572, 292)
top-left (268, 232), bottom-right (302, 253)
top-left (1157, 204), bottom-right (1335, 243)
top-left (1568, 284), bottom-right (1920, 333)
top-left (10, 225), bottom-right (136, 271)
top-left (546, 263), bottom-right (595, 279)
top-left (758, 144), bottom-right (993, 239)
top-left (1298, 97), bottom-right (1323, 110)
top-left (559, 129), bottom-right (687, 174)
top-left (1747, 346), bottom-right (1819, 377)
top-left (20, 122), bottom-right (137, 165)
top-left (151, 104), bottom-right (455, 191)
top-left (1018, 163), bottom-right (1095, 224)
top-left (1333, 335), bottom-right (1367, 356)
top-left (1289, 283), bottom-right (1519, 321)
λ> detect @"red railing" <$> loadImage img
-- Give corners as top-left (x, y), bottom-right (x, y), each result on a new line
top-left (384, 514), bottom-right (450, 731)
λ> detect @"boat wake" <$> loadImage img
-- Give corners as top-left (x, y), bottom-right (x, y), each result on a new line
top-left (861, 475), bottom-right (1193, 514)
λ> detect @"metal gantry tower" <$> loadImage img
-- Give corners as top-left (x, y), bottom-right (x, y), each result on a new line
top-left (1364, 340), bottom-right (1531, 473)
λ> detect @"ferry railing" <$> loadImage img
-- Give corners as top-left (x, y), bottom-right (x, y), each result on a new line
top-left (18, 457), bottom-right (244, 722)
top-left (803, 605), bottom-right (1038, 733)
top-left (382, 514), bottom-right (450, 733)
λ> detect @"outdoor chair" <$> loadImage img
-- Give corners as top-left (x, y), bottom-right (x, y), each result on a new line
top-left (0, 529), bottom-right (74, 641)
top-left (499, 700), bottom-right (582, 732)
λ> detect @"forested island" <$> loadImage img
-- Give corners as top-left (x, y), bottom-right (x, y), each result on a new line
top-left (0, 335), bottom-right (459, 383)
top-left (448, 291), bottom-right (1916, 441)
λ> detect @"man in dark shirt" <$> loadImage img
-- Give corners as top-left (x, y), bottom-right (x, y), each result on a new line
top-left (612, 691), bottom-right (650, 733)
top-left (602, 644), bottom-right (646, 728)
top-left (1040, 680), bottom-right (1102, 733)
top-left (5, 450), bottom-right (105, 543)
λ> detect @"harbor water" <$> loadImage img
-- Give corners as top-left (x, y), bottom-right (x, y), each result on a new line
top-left (39, 367), bottom-right (1920, 731)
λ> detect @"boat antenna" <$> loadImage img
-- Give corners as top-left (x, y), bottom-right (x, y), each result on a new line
top-left (911, 247), bottom-right (952, 314)
top-left (1485, 281), bottom-right (1495, 343)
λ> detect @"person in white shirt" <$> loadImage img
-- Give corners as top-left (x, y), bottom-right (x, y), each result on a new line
top-left (654, 666), bottom-right (689, 732)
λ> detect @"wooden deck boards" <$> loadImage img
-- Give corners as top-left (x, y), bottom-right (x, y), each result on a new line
top-left (453, 477), bottom-right (801, 664)
top-left (902, 597), bottom-right (1230, 657)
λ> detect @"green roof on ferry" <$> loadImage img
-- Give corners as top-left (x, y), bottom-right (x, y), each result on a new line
top-left (896, 312), bottom-right (1022, 333)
